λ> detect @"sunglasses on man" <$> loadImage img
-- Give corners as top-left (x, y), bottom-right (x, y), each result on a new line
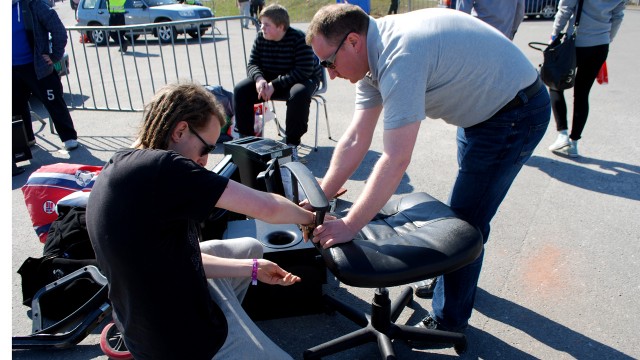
top-left (319, 31), bottom-right (353, 70)
top-left (188, 124), bottom-right (216, 156)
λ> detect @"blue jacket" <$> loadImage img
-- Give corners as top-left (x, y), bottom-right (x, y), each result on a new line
top-left (14, 0), bottom-right (68, 79)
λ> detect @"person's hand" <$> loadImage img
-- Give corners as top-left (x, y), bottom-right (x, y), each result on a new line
top-left (311, 218), bottom-right (356, 249)
top-left (300, 212), bottom-right (336, 241)
top-left (42, 54), bottom-right (53, 65)
top-left (259, 82), bottom-right (274, 101)
top-left (255, 79), bottom-right (267, 97)
top-left (256, 259), bottom-right (301, 286)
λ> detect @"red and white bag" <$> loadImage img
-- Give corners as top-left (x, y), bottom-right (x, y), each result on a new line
top-left (21, 163), bottom-right (102, 243)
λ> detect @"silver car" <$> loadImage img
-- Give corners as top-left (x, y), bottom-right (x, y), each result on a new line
top-left (76, 0), bottom-right (214, 45)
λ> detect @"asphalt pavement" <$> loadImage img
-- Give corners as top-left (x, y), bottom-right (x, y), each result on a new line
top-left (6, 4), bottom-right (640, 360)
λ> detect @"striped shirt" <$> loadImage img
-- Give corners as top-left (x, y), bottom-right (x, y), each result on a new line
top-left (247, 27), bottom-right (322, 91)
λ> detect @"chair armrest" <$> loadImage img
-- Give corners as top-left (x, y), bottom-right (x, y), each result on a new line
top-left (281, 162), bottom-right (329, 228)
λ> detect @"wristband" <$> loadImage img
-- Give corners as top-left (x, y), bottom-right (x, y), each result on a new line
top-left (251, 258), bottom-right (258, 286)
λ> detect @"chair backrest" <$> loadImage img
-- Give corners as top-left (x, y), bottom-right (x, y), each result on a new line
top-left (314, 67), bottom-right (328, 96)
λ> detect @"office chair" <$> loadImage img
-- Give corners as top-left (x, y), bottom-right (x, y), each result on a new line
top-left (281, 162), bottom-right (484, 359)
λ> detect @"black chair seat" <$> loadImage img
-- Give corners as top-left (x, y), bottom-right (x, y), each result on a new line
top-left (321, 192), bottom-right (483, 288)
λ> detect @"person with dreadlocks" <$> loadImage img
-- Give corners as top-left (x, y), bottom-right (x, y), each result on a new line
top-left (86, 82), bottom-right (318, 360)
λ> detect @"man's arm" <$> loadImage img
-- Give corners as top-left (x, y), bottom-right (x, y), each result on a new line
top-left (320, 105), bottom-right (382, 200)
top-left (34, 0), bottom-right (68, 62)
top-left (313, 114), bottom-right (422, 249)
top-left (215, 179), bottom-right (315, 226)
top-left (201, 254), bottom-right (300, 285)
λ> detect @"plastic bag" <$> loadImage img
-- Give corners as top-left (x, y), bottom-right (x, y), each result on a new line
top-left (596, 61), bottom-right (608, 85)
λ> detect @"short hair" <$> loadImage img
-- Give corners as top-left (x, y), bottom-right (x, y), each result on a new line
top-left (137, 82), bottom-right (226, 150)
top-left (259, 4), bottom-right (290, 30)
top-left (306, 4), bottom-right (369, 46)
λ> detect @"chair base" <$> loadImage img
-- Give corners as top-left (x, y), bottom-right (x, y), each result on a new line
top-left (303, 286), bottom-right (467, 359)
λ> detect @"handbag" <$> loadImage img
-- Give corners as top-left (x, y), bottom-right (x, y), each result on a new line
top-left (528, 0), bottom-right (584, 91)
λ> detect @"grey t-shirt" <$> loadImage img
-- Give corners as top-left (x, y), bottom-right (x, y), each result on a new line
top-left (356, 8), bottom-right (538, 129)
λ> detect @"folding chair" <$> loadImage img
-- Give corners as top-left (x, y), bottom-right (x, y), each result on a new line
top-left (268, 67), bottom-right (332, 151)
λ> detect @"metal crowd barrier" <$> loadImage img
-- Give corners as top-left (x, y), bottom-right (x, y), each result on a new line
top-left (63, 16), bottom-right (259, 112)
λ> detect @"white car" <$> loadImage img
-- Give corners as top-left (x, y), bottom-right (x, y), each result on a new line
top-left (75, 0), bottom-right (214, 45)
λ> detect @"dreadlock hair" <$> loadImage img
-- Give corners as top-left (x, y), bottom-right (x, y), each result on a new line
top-left (137, 82), bottom-right (226, 150)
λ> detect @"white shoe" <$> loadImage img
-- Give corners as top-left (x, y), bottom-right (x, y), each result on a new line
top-left (548, 133), bottom-right (570, 151)
top-left (64, 139), bottom-right (79, 150)
top-left (566, 140), bottom-right (579, 157)
top-left (555, 139), bottom-right (579, 158)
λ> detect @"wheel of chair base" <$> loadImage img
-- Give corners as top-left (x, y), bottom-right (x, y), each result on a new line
top-left (100, 322), bottom-right (133, 359)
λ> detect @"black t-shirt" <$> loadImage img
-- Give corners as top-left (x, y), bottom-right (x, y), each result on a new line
top-left (86, 149), bottom-right (230, 360)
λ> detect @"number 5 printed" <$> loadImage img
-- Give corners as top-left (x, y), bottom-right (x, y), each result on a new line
top-left (47, 89), bottom-right (54, 101)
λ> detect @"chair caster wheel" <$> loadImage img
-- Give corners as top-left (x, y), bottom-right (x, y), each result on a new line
top-left (454, 337), bottom-right (468, 355)
top-left (100, 321), bottom-right (133, 359)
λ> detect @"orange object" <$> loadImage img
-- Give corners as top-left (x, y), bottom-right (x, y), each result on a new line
top-left (596, 61), bottom-right (608, 85)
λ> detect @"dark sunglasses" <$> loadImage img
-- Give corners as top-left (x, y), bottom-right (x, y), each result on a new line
top-left (319, 31), bottom-right (352, 69)
top-left (188, 124), bottom-right (216, 156)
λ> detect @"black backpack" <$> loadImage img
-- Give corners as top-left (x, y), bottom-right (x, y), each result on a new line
top-left (17, 206), bottom-right (100, 320)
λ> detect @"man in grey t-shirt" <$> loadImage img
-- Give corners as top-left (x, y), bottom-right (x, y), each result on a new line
top-left (305, 4), bottom-right (550, 337)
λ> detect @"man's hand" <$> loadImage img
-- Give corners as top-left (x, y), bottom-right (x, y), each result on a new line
top-left (301, 213), bottom-right (336, 241)
top-left (257, 259), bottom-right (301, 286)
top-left (311, 218), bottom-right (357, 249)
top-left (42, 54), bottom-right (53, 65)
top-left (258, 82), bottom-right (274, 101)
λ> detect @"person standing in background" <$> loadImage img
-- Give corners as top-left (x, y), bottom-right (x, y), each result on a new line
top-left (547, 0), bottom-right (625, 158)
top-left (107, 0), bottom-right (129, 52)
top-left (12, 0), bottom-right (79, 151)
top-left (237, 0), bottom-right (251, 28)
top-left (250, 0), bottom-right (265, 22)
top-left (456, 0), bottom-right (525, 40)
top-left (388, 0), bottom-right (399, 14)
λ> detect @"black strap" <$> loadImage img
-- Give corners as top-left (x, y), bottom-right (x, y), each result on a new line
top-left (575, 0), bottom-right (585, 28)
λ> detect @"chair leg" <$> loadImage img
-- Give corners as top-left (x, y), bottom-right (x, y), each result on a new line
top-left (304, 286), bottom-right (467, 359)
top-left (313, 98), bottom-right (320, 151)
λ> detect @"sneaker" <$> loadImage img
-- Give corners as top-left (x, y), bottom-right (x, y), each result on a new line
top-left (412, 277), bottom-right (437, 299)
top-left (548, 132), bottom-right (570, 151)
top-left (565, 140), bottom-right (579, 158)
top-left (407, 311), bottom-right (465, 348)
top-left (64, 139), bottom-right (79, 150)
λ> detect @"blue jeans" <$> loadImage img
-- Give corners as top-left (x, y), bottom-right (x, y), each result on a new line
top-left (431, 84), bottom-right (551, 331)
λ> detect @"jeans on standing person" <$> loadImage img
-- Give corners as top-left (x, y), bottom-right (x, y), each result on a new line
top-left (431, 84), bottom-right (551, 331)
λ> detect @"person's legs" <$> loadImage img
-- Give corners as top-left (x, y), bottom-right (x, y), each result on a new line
top-left (570, 44), bottom-right (609, 141)
top-left (12, 65), bottom-right (36, 142)
top-left (233, 77), bottom-right (261, 137)
top-left (430, 85), bottom-right (551, 331)
top-left (549, 89), bottom-right (568, 132)
top-left (33, 71), bottom-right (78, 143)
top-left (280, 80), bottom-right (315, 146)
top-left (548, 87), bottom-right (570, 151)
top-left (200, 238), bottom-right (293, 360)
top-left (109, 13), bottom-right (128, 51)
top-left (239, 1), bottom-right (251, 27)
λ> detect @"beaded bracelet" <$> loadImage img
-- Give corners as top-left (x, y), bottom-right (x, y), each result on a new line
top-left (251, 258), bottom-right (258, 286)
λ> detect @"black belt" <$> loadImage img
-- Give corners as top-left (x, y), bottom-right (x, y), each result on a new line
top-left (498, 76), bottom-right (543, 114)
